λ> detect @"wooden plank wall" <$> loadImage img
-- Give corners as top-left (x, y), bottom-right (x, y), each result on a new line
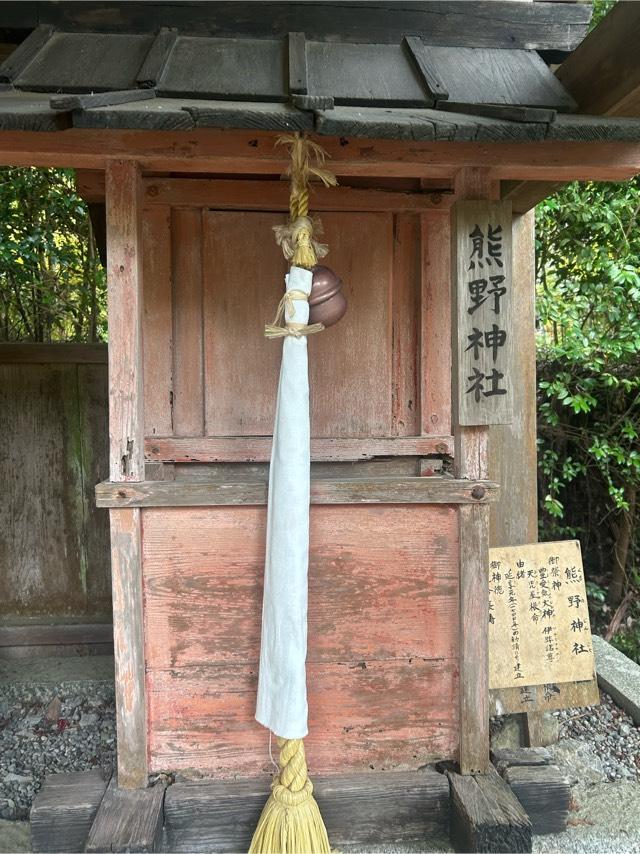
top-left (0, 345), bottom-right (110, 619)
top-left (142, 504), bottom-right (460, 776)
top-left (142, 207), bottom-right (437, 443)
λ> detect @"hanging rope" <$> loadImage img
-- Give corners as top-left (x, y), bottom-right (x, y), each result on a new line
top-left (272, 133), bottom-right (337, 270)
top-left (251, 132), bottom-right (334, 854)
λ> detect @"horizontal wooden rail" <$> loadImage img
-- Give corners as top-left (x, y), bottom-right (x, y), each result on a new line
top-left (142, 178), bottom-right (452, 211)
top-left (145, 435), bottom-right (454, 463)
top-left (0, 623), bottom-right (113, 647)
top-left (0, 342), bottom-right (107, 364)
top-left (95, 476), bottom-right (498, 508)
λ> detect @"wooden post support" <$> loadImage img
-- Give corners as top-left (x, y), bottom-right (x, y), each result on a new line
top-left (105, 160), bottom-right (147, 789)
top-left (452, 168), bottom-right (501, 774)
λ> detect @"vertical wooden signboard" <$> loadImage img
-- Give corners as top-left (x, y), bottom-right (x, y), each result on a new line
top-left (454, 201), bottom-right (513, 426)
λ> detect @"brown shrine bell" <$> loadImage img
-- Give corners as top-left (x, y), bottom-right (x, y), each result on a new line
top-left (308, 265), bottom-right (348, 327)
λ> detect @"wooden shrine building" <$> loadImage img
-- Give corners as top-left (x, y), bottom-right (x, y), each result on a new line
top-left (2, 2), bottom-right (640, 850)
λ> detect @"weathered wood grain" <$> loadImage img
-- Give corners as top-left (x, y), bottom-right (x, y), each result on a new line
top-left (448, 766), bottom-right (532, 853)
top-left (85, 777), bottom-right (165, 853)
top-left (6, 2), bottom-right (590, 52)
top-left (308, 212), bottom-right (394, 436)
top-left (0, 342), bottom-right (107, 364)
top-left (421, 211), bottom-right (452, 435)
top-left (391, 214), bottom-right (421, 436)
top-left (110, 508), bottom-right (147, 789)
top-left (96, 476), bottom-right (499, 507)
top-left (503, 765), bottom-right (570, 835)
top-left (453, 199), bottom-right (514, 426)
top-left (0, 24), bottom-right (54, 83)
top-left (170, 458), bottom-right (424, 482)
top-left (404, 36), bottom-right (448, 102)
top-left (425, 47), bottom-right (576, 111)
top-left (105, 160), bottom-right (144, 481)
top-left (0, 624), bottom-right (113, 648)
top-left (171, 208), bottom-right (204, 436)
top-left (0, 361), bottom-right (110, 619)
top-left (159, 36), bottom-right (285, 100)
top-left (136, 27), bottom-right (178, 89)
top-left (489, 210), bottom-right (536, 548)
top-left (75, 98), bottom-right (196, 132)
top-left (184, 101), bottom-right (313, 132)
top-left (163, 770), bottom-right (449, 852)
top-left (142, 504), bottom-right (459, 666)
top-left (201, 210), bottom-right (394, 437)
top-left (307, 41), bottom-right (429, 106)
top-left (142, 205), bottom-right (173, 437)
top-left (0, 128), bottom-right (639, 183)
top-left (142, 177), bottom-right (452, 211)
top-left (489, 679), bottom-right (600, 716)
top-left (145, 435), bottom-right (455, 462)
top-left (288, 31), bottom-right (307, 95)
top-left (452, 169), bottom-right (496, 775)
top-left (202, 210), bottom-right (285, 437)
top-left (440, 102), bottom-right (556, 124)
top-left (147, 659), bottom-right (458, 775)
top-left (142, 504), bottom-right (459, 774)
top-left (556, 2), bottom-right (640, 118)
top-left (15, 31), bottom-right (155, 93)
top-left (31, 769), bottom-right (110, 853)
top-left (50, 89), bottom-right (156, 112)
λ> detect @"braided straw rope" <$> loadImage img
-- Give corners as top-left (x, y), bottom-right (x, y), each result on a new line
top-left (251, 133), bottom-right (334, 853)
top-left (249, 738), bottom-right (330, 854)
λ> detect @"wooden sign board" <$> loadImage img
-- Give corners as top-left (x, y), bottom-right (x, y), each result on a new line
top-left (454, 200), bottom-right (513, 425)
top-left (488, 540), bottom-right (595, 691)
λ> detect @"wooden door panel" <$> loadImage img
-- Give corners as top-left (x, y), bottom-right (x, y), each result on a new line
top-left (202, 210), bottom-right (394, 438)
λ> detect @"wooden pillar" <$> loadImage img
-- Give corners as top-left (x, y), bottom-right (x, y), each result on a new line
top-left (452, 168), bottom-right (500, 774)
top-left (489, 211), bottom-right (537, 549)
top-left (105, 160), bottom-right (147, 789)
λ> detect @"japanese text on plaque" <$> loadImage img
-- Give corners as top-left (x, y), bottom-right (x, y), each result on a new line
top-left (456, 201), bottom-right (513, 425)
top-left (488, 540), bottom-right (595, 690)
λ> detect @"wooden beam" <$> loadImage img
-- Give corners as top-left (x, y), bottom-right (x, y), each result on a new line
top-left (0, 130), bottom-right (637, 181)
top-left (105, 160), bottom-right (147, 790)
top-left (448, 767), bottom-right (532, 852)
top-left (556, 3), bottom-right (640, 118)
top-left (143, 177), bottom-right (452, 211)
top-left (164, 770), bottom-right (450, 852)
top-left (453, 167), bottom-right (496, 775)
top-left (145, 435), bottom-right (454, 462)
top-left (0, 342), bottom-right (107, 364)
top-left (50, 90), bottom-right (156, 112)
top-left (31, 770), bottom-right (111, 854)
top-left (489, 210), bottom-right (537, 548)
top-left (95, 476), bottom-right (500, 508)
top-left (0, 2), bottom-right (591, 52)
top-left (85, 778), bottom-right (165, 853)
top-left (106, 161), bottom-right (144, 482)
top-left (0, 624), bottom-right (113, 647)
top-left (504, 3), bottom-right (640, 213)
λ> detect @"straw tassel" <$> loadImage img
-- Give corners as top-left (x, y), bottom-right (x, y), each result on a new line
top-left (249, 739), bottom-right (330, 854)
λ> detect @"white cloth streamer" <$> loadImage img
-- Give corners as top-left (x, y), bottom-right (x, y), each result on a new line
top-left (255, 266), bottom-right (312, 739)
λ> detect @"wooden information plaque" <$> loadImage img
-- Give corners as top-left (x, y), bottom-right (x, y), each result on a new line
top-left (488, 540), bottom-right (596, 691)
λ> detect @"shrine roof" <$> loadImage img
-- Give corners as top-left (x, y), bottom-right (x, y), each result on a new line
top-left (0, 1), bottom-right (639, 143)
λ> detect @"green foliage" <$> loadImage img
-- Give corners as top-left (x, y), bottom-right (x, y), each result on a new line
top-left (536, 177), bottom-right (640, 654)
top-left (536, 179), bottom-right (640, 517)
top-left (0, 167), bottom-right (105, 342)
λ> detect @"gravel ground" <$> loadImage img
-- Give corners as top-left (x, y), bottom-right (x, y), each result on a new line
top-left (0, 665), bottom-right (115, 820)
top-left (1, 657), bottom-right (640, 853)
top-left (556, 690), bottom-right (640, 782)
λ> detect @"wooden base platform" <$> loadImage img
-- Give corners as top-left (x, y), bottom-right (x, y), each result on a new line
top-left (30, 761), bottom-right (566, 853)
